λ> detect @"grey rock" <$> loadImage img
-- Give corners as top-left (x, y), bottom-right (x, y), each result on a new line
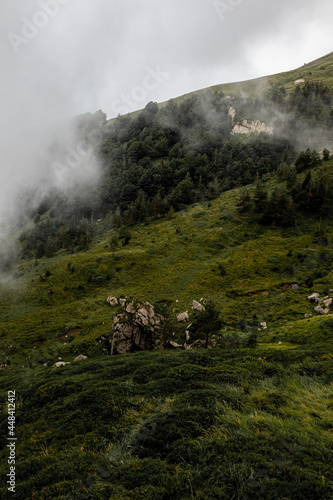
top-left (177, 312), bottom-right (189, 323)
top-left (107, 296), bottom-right (118, 307)
top-left (314, 305), bottom-right (329, 315)
top-left (308, 293), bottom-right (320, 303)
top-left (192, 300), bottom-right (205, 312)
top-left (323, 298), bottom-right (332, 308)
top-left (111, 299), bottom-right (164, 355)
top-left (73, 355), bottom-right (88, 362)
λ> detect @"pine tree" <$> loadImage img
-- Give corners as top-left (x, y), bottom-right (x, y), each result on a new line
top-left (253, 174), bottom-right (268, 214)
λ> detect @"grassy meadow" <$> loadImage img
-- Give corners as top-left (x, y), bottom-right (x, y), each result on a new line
top-left (1, 159), bottom-right (333, 498)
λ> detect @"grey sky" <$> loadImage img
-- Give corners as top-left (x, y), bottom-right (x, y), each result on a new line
top-left (0, 0), bottom-right (332, 222)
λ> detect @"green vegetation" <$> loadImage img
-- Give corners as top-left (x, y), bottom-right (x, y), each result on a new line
top-left (0, 349), bottom-right (332, 498)
top-left (1, 52), bottom-right (333, 499)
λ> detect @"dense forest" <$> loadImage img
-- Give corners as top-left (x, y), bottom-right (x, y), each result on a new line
top-left (17, 81), bottom-right (332, 261)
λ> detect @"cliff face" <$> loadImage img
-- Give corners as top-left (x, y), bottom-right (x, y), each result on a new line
top-left (228, 106), bottom-right (273, 136)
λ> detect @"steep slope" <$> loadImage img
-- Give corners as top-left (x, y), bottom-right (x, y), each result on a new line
top-left (1, 52), bottom-right (333, 499)
top-left (168, 51), bottom-right (333, 103)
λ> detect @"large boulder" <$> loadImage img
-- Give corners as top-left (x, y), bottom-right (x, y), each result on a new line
top-left (111, 299), bottom-right (163, 355)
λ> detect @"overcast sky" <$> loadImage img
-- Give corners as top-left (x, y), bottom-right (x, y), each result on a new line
top-left (0, 0), bottom-right (332, 224)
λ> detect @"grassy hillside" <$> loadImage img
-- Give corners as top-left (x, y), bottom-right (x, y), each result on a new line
top-left (1, 53), bottom-right (333, 499)
top-left (164, 51), bottom-right (333, 104)
top-left (1, 158), bottom-right (333, 367)
top-left (1, 158), bottom-right (333, 498)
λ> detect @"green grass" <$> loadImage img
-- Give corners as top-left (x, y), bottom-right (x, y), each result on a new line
top-left (0, 348), bottom-right (332, 498)
top-left (1, 138), bottom-right (333, 497)
top-left (2, 163), bottom-right (333, 366)
top-left (105, 51), bottom-right (333, 124)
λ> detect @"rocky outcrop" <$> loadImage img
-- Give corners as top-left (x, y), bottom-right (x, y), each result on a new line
top-left (308, 293), bottom-right (333, 315)
top-left (111, 298), bottom-right (163, 355)
top-left (228, 106), bottom-right (273, 136)
top-left (232, 119), bottom-right (273, 136)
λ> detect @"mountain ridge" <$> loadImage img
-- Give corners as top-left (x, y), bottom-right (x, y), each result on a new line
top-left (0, 51), bottom-right (333, 499)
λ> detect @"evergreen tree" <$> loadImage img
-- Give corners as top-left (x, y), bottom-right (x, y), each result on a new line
top-left (190, 300), bottom-right (223, 348)
top-left (253, 174), bottom-right (268, 214)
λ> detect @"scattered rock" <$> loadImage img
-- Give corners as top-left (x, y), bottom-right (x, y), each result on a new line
top-left (292, 284), bottom-right (299, 290)
top-left (53, 361), bottom-right (70, 367)
top-left (73, 355), bottom-right (88, 362)
top-left (314, 305), bottom-right (329, 315)
top-left (185, 324), bottom-right (192, 342)
top-left (308, 293), bottom-right (333, 315)
top-left (308, 293), bottom-right (320, 303)
top-left (304, 314), bottom-right (312, 318)
top-left (192, 300), bottom-right (205, 312)
top-left (106, 296), bottom-right (118, 307)
top-left (260, 322), bottom-right (267, 329)
top-left (323, 298), bottom-right (333, 308)
top-left (177, 312), bottom-right (189, 323)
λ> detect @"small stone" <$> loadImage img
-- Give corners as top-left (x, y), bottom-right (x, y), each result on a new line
top-left (323, 298), bottom-right (332, 308)
top-left (73, 355), bottom-right (88, 362)
top-left (314, 305), bottom-right (329, 315)
top-left (177, 312), bottom-right (189, 323)
top-left (308, 293), bottom-right (320, 303)
top-left (192, 300), bottom-right (205, 312)
top-left (107, 296), bottom-right (118, 307)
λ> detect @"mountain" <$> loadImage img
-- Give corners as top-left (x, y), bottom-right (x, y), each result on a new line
top-left (1, 53), bottom-right (333, 499)
top-left (167, 50), bottom-right (333, 102)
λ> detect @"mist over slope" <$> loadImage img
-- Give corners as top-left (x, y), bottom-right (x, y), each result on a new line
top-left (1, 52), bottom-right (333, 500)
